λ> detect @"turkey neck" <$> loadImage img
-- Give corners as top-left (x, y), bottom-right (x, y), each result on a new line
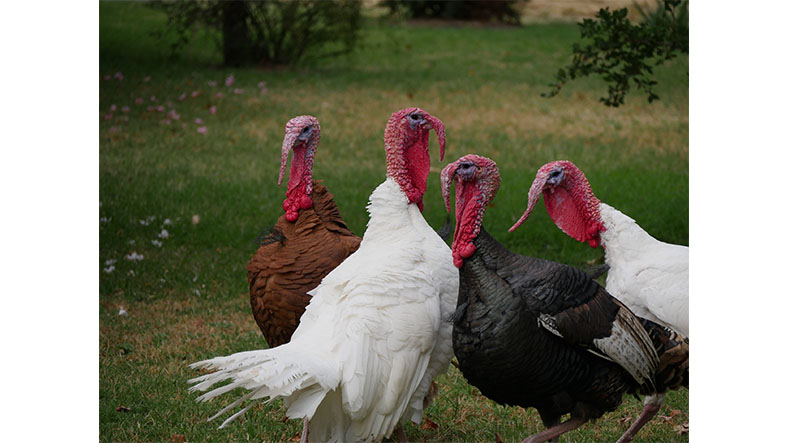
top-left (309, 181), bottom-right (355, 236)
top-left (364, 178), bottom-right (425, 241)
top-left (598, 203), bottom-right (660, 261)
top-left (454, 228), bottom-right (527, 324)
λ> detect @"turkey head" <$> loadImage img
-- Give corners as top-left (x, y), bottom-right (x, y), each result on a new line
top-left (441, 154), bottom-right (500, 267)
top-left (384, 107), bottom-right (446, 211)
top-left (279, 115), bottom-right (321, 222)
top-left (510, 160), bottom-right (606, 248)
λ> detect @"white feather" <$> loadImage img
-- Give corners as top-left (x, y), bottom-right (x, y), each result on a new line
top-left (189, 178), bottom-right (458, 442)
top-left (599, 203), bottom-right (689, 336)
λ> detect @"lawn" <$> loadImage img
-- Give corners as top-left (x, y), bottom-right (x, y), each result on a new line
top-left (99, 2), bottom-right (688, 442)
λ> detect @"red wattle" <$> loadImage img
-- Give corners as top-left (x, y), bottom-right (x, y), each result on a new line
top-left (460, 243), bottom-right (476, 259)
top-left (453, 256), bottom-right (464, 268)
top-left (283, 199), bottom-right (291, 211)
top-left (285, 211), bottom-right (299, 222)
top-left (588, 238), bottom-right (599, 248)
top-left (300, 196), bottom-right (312, 210)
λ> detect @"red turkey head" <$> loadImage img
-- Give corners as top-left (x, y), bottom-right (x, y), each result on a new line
top-left (279, 115), bottom-right (320, 222)
top-left (509, 160), bottom-right (605, 248)
top-left (384, 107), bottom-right (447, 211)
top-left (441, 154), bottom-right (500, 267)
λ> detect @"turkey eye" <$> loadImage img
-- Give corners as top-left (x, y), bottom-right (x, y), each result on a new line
top-left (458, 163), bottom-right (476, 175)
top-left (410, 114), bottom-right (422, 121)
top-left (549, 170), bottom-right (561, 178)
top-left (301, 127), bottom-right (310, 133)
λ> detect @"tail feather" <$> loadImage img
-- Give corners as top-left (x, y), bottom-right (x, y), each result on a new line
top-left (207, 389), bottom-right (260, 421)
top-left (188, 344), bottom-right (340, 426)
top-left (218, 398), bottom-right (262, 429)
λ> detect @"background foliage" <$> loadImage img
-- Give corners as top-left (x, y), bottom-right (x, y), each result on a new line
top-left (544, 0), bottom-right (689, 106)
top-left (381, 0), bottom-right (526, 25)
top-left (151, 0), bottom-right (362, 66)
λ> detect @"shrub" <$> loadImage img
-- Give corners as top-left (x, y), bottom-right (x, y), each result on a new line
top-left (152, 0), bottom-right (362, 66)
top-left (381, 0), bottom-right (524, 25)
top-left (544, 0), bottom-right (688, 107)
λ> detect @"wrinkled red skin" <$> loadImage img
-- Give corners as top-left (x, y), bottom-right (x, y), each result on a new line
top-left (384, 108), bottom-right (447, 212)
top-left (278, 115), bottom-right (319, 222)
top-left (440, 155), bottom-right (500, 268)
top-left (511, 160), bottom-right (606, 249)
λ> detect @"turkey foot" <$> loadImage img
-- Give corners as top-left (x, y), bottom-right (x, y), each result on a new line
top-left (521, 416), bottom-right (587, 443)
top-left (616, 398), bottom-right (663, 443)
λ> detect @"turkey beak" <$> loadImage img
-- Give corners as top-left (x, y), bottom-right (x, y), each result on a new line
top-left (425, 114), bottom-right (446, 161)
top-left (279, 132), bottom-right (298, 186)
top-left (440, 161), bottom-right (460, 213)
top-left (509, 170), bottom-right (548, 232)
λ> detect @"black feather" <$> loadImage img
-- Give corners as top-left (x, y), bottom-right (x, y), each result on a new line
top-left (436, 213), bottom-right (452, 243)
top-left (255, 226), bottom-right (286, 247)
top-left (581, 263), bottom-right (610, 280)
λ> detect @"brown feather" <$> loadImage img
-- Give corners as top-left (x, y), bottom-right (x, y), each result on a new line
top-left (247, 181), bottom-right (360, 347)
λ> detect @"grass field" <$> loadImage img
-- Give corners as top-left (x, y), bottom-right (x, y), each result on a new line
top-left (99, 2), bottom-right (688, 442)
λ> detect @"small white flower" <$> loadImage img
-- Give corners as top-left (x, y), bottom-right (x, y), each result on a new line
top-left (125, 252), bottom-right (144, 261)
top-left (152, 239), bottom-right (163, 247)
top-left (192, 214), bottom-right (200, 225)
top-left (128, 240), bottom-right (136, 245)
top-left (119, 307), bottom-right (128, 316)
top-left (194, 289), bottom-right (201, 296)
top-left (158, 229), bottom-right (169, 239)
top-left (128, 270), bottom-right (135, 277)
top-left (192, 275), bottom-right (198, 282)
top-left (103, 265), bottom-right (115, 273)
top-left (100, 217), bottom-right (110, 223)
top-left (105, 259), bottom-right (117, 266)
top-left (163, 218), bottom-right (172, 225)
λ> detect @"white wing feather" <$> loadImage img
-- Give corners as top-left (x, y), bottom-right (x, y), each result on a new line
top-left (599, 203), bottom-right (689, 336)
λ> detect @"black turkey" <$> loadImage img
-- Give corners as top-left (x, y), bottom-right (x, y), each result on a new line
top-left (440, 154), bottom-right (688, 443)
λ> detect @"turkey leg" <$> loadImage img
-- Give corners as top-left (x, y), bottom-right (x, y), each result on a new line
top-left (522, 416), bottom-right (587, 443)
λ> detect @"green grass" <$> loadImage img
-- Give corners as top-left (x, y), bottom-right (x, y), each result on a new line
top-left (100, 2), bottom-right (688, 442)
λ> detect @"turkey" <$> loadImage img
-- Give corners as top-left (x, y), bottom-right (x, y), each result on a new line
top-left (189, 108), bottom-right (458, 443)
top-left (441, 154), bottom-right (687, 443)
top-left (510, 160), bottom-right (690, 440)
top-left (247, 115), bottom-right (360, 348)
top-left (511, 160), bottom-right (689, 337)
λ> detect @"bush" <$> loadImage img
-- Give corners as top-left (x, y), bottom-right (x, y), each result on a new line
top-left (543, 0), bottom-right (689, 107)
top-left (381, 0), bottom-right (524, 25)
top-left (152, 0), bottom-right (362, 66)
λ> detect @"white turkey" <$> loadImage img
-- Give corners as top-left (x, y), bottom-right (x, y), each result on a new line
top-left (511, 160), bottom-right (689, 337)
top-left (442, 154), bottom-right (688, 443)
top-left (189, 107), bottom-right (458, 443)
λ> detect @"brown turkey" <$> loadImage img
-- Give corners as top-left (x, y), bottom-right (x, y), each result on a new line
top-left (440, 154), bottom-right (688, 443)
top-left (247, 115), bottom-right (360, 348)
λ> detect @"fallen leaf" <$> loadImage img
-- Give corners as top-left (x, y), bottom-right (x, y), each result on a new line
top-left (619, 416), bottom-right (633, 426)
top-left (658, 409), bottom-right (683, 423)
top-left (172, 435), bottom-right (185, 443)
top-left (495, 432), bottom-right (503, 443)
top-left (674, 422), bottom-right (689, 436)
top-left (116, 405), bottom-right (131, 412)
top-left (289, 433), bottom-right (301, 442)
top-left (421, 417), bottom-right (438, 430)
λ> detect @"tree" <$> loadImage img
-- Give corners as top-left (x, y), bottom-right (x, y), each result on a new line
top-left (544, 0), bottom-right (688, 107)
top-left (152, 0), bottom-right (362, 67)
